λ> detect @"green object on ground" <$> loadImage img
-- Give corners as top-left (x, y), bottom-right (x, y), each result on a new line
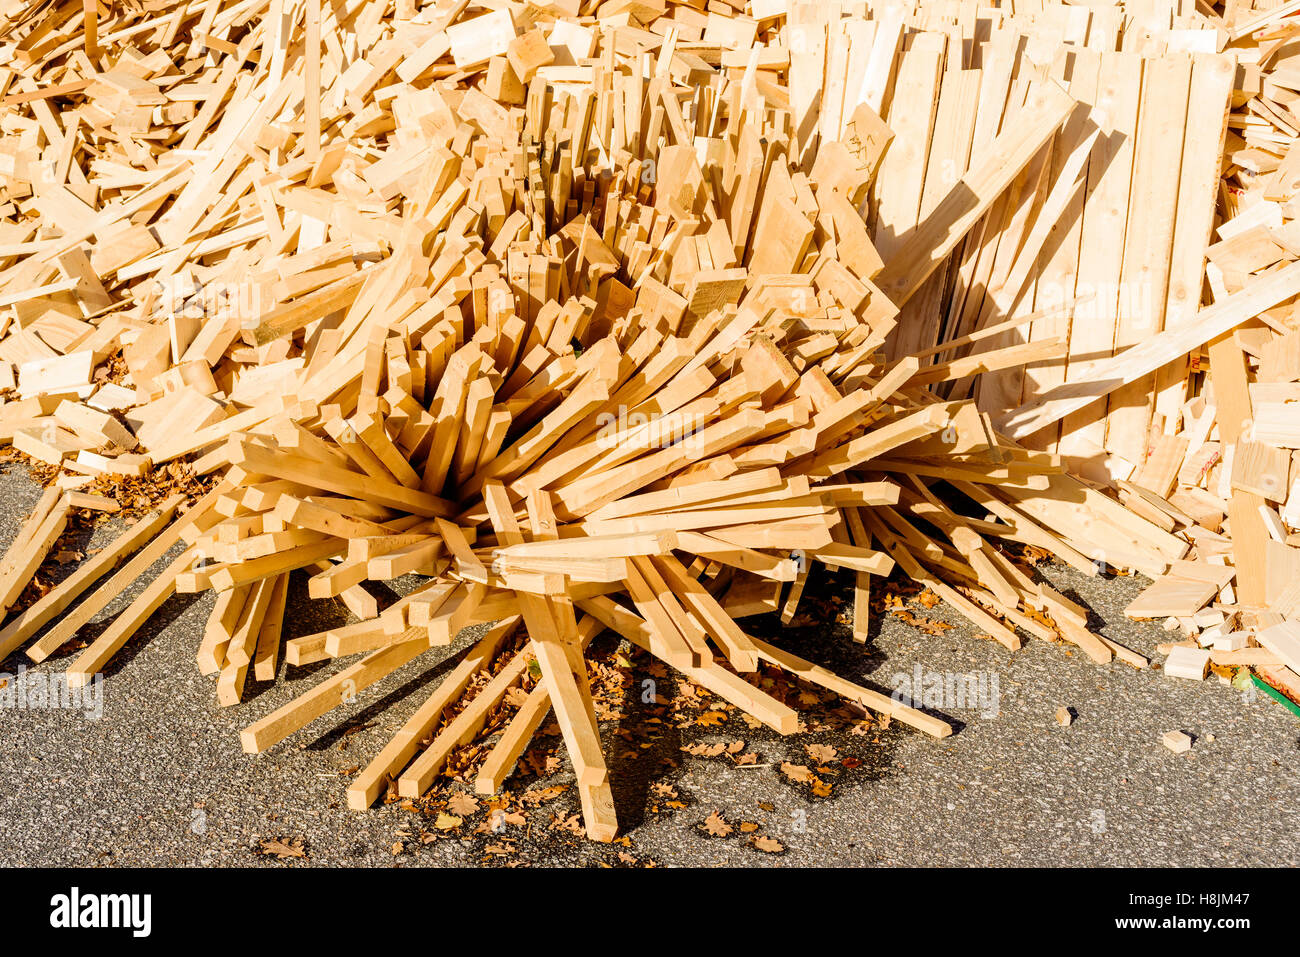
top-left (1251, 674), bottom-right (1300, 720)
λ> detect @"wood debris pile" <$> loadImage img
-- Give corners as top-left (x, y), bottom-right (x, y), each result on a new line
top-left (1, 0), bottom-right (1299, 839)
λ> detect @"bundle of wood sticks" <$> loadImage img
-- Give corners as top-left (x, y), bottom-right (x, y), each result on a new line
top-left (1, 0), bottom-right (1298, 839)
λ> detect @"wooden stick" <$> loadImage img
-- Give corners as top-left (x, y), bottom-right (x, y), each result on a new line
top-left (0, 497), bottom-right (182, 662)
top-left (348, 616), bottom-right (520, 809)
top-left (67, 548), bottom-right (197, 688)
top-left (240, 637), bottom-right (430, 754)
top-left (1004, 261), bottom-right (1300, 438)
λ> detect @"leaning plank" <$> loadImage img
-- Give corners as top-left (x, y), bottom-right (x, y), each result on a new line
top-left (578, 594), bottom-right (798, 733)
top-left (0, 496), bottom-right (70, 614)
top-left (348, 616), bottom-right (521, 810)
top-left (252, 574), bottom-right (288, 682)
top-left (873, 80), bottom-right (1076, 308)
top-left (240, 637), bottom-right (430, 754)
top-left (66, 549), bottom-right (197, 688)
top-left (197, 584), bottom-right (251, 677)
top-left (396, 645), bottom-right (532, 797)
top-left (0, 496), bottom-right (182, 661)
top-left (746, 635), bottom-right (952, 738)
top-left (1004, 261), bottom-right (1300, 438)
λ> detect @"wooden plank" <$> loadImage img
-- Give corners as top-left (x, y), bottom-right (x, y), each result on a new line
top-left (873, 80), bottom-right (1076, 308)
top-left (0, 497), bottom-right (181, 661)
top-left (27, 483), bottom-right (231, 663)
top-left (1255, 620), bottom-right (1300, 674)
top-left (348, 617), bottom-right (520, 809)
top-left (66, 549), bottom-right (196, 688)
top-left (1005, 261), bottom-right (1300, 439)
top-left (1105, 55), bottom-right (1191, 466)
top-left (240, 637), bottom-right (430, 754)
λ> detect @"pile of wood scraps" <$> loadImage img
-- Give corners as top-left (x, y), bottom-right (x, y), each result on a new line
top-left (0, 0), bottom-right (1299, 841)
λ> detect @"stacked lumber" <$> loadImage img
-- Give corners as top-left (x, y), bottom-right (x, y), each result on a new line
top-left (1090, 0), bottom-right (1300, 694)
top-left (977, 0), bottom-right (1300, 684)
top-left (0, 0), bottom-right (1298, 840)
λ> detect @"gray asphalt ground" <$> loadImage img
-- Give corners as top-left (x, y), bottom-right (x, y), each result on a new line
top-left (0, 463), bottom-right (1297, 867)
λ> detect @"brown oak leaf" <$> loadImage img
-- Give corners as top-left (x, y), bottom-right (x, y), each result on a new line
top-left (258, 837), bottom-right (306, 859)
top-left (702, 810), bottom-right (733, 837)
top-left (805, 743), bottom-right (838, 763)
top-left (505, 687), bottom-right (531, 707)
top-left (446, 791), bottom-right (480, 817)
top-left (551, 813), bottom-right (584, 835)
top-left (522, 785), bottom-right (567, 805)
top-left (683, 741), bottom-right (727, 757)
top-left (780, 762), bottom-right (814, 783)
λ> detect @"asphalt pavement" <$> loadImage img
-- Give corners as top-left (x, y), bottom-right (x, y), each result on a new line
top-left (0, 464), bottom-right (1296, 867)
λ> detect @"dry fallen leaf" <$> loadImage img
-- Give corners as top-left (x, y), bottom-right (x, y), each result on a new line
top-left (682, 741), bottom-right (728, 757)
top-left (753, 836), bottom-right (784, 853)
top-left (551, 813), bottom-right (584, 835)
top-left (1021, 545), bottom-right (1052, 564)
top-left (805, 743), bottom-right (838, 763)
top-left (702, 810), bottom-right (733, 837)
top-left (919, 619), bottom-right (953, 636)
top-left (446, 791), bottom-right (480, 816)
top-left (257, 837), bottom-right (306, 860)
top-left (434, 813), bottom-right (463, 831)
top-left (780, 762), bottom-right (814, 783)
top-left (522, 785), bottom-right (567, 805)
